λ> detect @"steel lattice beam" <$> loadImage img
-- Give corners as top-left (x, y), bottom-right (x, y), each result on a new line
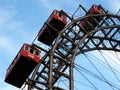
top-left (26, 6), bottom-right (120, 90)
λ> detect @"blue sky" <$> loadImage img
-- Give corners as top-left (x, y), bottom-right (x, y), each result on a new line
top-left (0, 0), bottom-right (120, 90)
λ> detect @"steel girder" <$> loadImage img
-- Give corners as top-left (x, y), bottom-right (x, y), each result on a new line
top-left (26, 14), bottom-right (120, 90)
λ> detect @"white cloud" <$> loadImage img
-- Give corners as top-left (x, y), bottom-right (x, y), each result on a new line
top-left (0, 4), bottom-right (34, 44)
top-left (40, 0), bottom-right (52, 9)
top-left (38, 0), bottom-right (60, 10)
top-left (0, 35), bottom-right (19, 55)
top-left (37, 0), bottom-right (75, 10)
top-left (0, 6), bottom-right (23, 33)
top-left (107, 0), bottom-right (120, 12)
top-left (0, 6), bottom-right (17, 27)
top-left (101, 51), bottom-right (120, 68)
top-left (0, 4), bottom-right (38, 90)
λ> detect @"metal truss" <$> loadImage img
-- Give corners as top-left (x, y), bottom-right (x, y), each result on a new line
top-left (26, 5), bottom-right (120, 90)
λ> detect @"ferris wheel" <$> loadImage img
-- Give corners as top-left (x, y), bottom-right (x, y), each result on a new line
top-left (5, 4), bottom-right (120, 90)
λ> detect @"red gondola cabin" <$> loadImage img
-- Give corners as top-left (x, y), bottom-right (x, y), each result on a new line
top-left (38, 10), bottom-right (67, 45)
top-left (5, 43), bottom-right (40, 88)
top-left (80, 4), bottom-right (105, 32)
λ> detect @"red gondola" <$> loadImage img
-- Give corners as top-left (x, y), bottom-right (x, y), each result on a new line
top-left (38, 10), bottom-right (67, 45)
top-left (80, 4), bottom-right (105, 32)
top-left (87, 4), bottom-right (104, 14)
top-left (5, 43), bottom-right (40, 88)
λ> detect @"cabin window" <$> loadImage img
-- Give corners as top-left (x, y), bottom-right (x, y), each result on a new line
top-left (30, 48), bottom-right (34, 54)
top-left (59, 12), bottom-right (66, 20)
top-left (95, 6), bottom-right (98, 10)
top-left (98, 6), bottom-right (103, 12)
top-left (62, 14), bottom-right (66, 20)
top-left (61, 14), bottom-right (64, 19)
top-left (59, 12), bottom-right (62, 18)
top-left (35, 51), bottom-right (39, 56)
top-left (55, 11), bottom-right (59, 16)
top-left (25, 46), bottom-right (29, 51)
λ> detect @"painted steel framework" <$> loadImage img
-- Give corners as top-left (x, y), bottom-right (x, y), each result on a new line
top-left (25, 5), bottom-right (120, 90)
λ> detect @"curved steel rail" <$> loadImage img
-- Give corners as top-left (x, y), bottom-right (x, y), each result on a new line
top-left (27, 13), bottom-right (120, 90)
